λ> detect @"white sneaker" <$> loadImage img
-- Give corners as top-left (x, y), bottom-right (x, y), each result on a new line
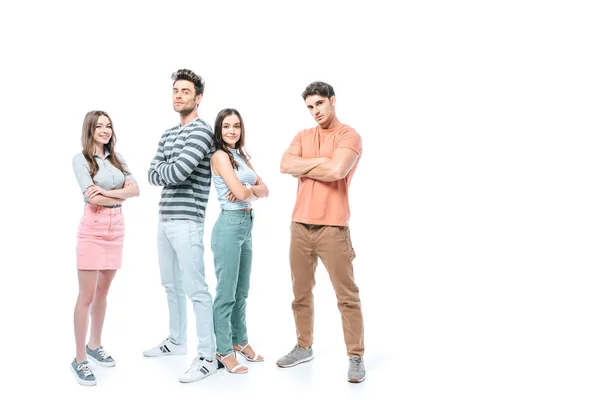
top-left (179, 356), bottom-right (217, 383)
top-left (143, 338), bottom-right (187, 357)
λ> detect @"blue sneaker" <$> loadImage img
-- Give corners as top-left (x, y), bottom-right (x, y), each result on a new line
top-left (86, 345), bottom-right (116, 367)
top-left (71, 359), bottom-right (96, 386)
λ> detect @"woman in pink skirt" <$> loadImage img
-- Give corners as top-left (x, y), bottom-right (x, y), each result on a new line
top-left (70, 110), bottom-right (139, 386)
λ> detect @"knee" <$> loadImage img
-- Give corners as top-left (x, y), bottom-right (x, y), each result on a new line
top-left (234, 288), bottom-right (248, 301)
top-left (184, 280), bottom-right (210, 301)
top-left (77, 291), bottom-right (95, 307)
top-left (95, 284), bottom-right (110, 299)
top-left (337, 293), bottom-right (361, 308)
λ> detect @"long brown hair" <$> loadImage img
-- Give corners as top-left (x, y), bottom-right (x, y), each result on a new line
top-left (80, 110), bottom-right (129, 178)
top-left (214, 108), bottom-right (250, 170)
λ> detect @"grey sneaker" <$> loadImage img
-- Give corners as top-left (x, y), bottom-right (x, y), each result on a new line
top-left (347, 355), bottom-right (366, 383)
top-left (276, 345), bottom-right (314, 368)
top-left (86, 345), bottom-right (116, 367)
top-left (70, 359), bottom-right (97, 386)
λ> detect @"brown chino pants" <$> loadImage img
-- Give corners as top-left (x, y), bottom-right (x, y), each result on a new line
top-left (289, 222), bottom-right (365, 357)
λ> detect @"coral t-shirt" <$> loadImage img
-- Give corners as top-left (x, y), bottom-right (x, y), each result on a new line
top-left (290, 124), bottom-right (362, 226)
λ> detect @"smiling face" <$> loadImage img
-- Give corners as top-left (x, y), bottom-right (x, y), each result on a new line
top-left (305, 94), bottom-right (336, 128)
top-left (92, 115), bottom-right (112, 149)
top-left (173, 79), bottom-right (201, 114)
top-left (221, 114), bottom-right (242, 148)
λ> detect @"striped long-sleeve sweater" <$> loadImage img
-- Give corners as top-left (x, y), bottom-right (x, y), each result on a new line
top-left (148, 117), bottom-right (214, 222)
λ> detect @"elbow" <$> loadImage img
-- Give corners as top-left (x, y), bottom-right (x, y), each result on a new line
top-left (241, 189), bottom-right (253, 201)
top-left (330, 167), bottom-right (348, 181)
top-left (280, 162), bottom-right (288, 174)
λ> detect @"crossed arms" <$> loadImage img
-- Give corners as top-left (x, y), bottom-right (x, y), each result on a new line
top-left (148, 129), bottom-right (212, 187)
top-left (280, 145), bottom-right (359, 182)
top-left (85, 178), bottom-right (140, 206)
top-left (212, 150), bottom-right (269, 202)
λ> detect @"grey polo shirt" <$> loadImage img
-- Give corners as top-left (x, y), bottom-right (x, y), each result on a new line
top-left (72, 150), bottom-right (136, 206)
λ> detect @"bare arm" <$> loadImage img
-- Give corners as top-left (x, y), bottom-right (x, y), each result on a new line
top-left (104, 179), bottom-right (140, 199)
top-left (299, 148), bottom-right (359, 182)
top-left (280, 145), bottom-right (327, 176)
top-left (246, 160), bottom-right (269, 199)
top-left (85, 178), bottom-right (140, 200)
top-left (212, 151), bottom-right (254, 201)
top-left (87, 194), bottom-right (126, 207)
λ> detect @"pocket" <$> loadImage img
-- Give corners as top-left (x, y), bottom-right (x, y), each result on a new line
top-left (336, 226), bottom-right (356, 261)
top-left (226, 216), bottom-right (244, 225)
top-left (80, 214), bottom-right (100, 226)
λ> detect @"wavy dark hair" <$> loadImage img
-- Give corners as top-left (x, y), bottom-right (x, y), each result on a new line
top-left (172, 68), bottom-right (205, 96)
top-left (302, 81), bottom-right (335, 100)
top-left (80, 110), bottom-right (129, 178)
top-left (214, 108), bottom-right (250, 170)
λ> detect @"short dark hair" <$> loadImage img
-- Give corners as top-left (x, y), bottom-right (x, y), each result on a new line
top-left (302, 81), bottom-right (335, 100)
top-left (171, 69), bottom-right (205, 96)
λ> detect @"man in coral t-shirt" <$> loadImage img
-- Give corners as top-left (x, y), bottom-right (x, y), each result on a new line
top-left (277, 81), bottom-right (366, 383)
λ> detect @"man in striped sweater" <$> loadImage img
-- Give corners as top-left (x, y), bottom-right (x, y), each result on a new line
top-left (144, 69), bottom-right (217, 383)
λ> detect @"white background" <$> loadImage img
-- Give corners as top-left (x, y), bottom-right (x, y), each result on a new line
top-left (1, 1), bottom-right (599, 399)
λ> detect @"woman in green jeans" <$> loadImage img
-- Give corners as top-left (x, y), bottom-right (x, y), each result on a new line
top-left (210, 108), bottom-right (269, 374)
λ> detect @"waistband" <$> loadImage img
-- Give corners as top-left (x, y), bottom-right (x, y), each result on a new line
top-left (85, 203), bottom-right (122, 215)
top-left (221, 208), bottom-right (253, 215)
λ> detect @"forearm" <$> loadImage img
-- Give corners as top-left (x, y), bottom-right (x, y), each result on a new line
top-left (251, 184), bottom-right (269, 198)
top-left (105, 184), bottom-right (140, 199)
top-left (281, 155), bottom-right (326, 176)
top-left (148, 168), bottom-right (167, 186)
top-left (153, 160), bottom-right (194, 185)
top-left (88, 195), bottom-right (125, 206)
top-left (300, 160), bottom-right (343, 182)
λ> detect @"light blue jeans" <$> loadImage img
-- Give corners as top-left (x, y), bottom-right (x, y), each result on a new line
top-left (157, 218), bottom-right (215, 359)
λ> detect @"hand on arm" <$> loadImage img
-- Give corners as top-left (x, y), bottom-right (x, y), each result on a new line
top-left (213, 151), bottom-right (253, 202)
top-left (148, 137), bottom-right (168, 186)
top-left (101, 178), bottom-right (140, 199)
top-left (280, 145), bottom-right (328, 176)
top-left (251, 176), bottom-right (269, 198)
top-left (85, 185), bottom-right (126, 206)
top-left (153, 129), bottom-right (212, 185)
top-left (299, 147), bottom-right (359, 182)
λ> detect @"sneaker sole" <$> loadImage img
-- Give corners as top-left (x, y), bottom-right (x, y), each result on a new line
top-left (70, 366), bottom-right (97, 386)
top-left (179, 367), bottom-right (217, 383)
top-left (143, 351), bottom-right (187, 357)
top-left (348, 376), bottom-right (365, 383)
top-left (276, 355), bottom-right (314, 368)
top-left (87, 356), bottom-right (116, 367)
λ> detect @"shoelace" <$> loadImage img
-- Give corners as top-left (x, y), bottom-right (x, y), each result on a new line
top-left (77, 363), bottom-right (93, 377)
top-left (186, 356), bottom-right (203, 373)
top-left (290, 345), bottom-right (304, 357)
top-left (350, 357), bottom-right (362, 369)
top-left (97, 347), bottom-right (110, 360)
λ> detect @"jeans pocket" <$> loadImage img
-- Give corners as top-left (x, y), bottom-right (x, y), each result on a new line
top-left (226, 216), bottom-right (244, 225)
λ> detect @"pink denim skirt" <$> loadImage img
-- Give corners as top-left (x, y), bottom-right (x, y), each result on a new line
top-left (76, 204), bottom-right (125, 270)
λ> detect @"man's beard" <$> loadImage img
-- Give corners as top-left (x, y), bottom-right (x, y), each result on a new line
top-left (174, 104), bottom-right (194, 114)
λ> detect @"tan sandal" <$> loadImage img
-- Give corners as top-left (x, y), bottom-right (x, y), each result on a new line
top-left (216, 352), bottom-right (248, 374)
top-left (234, 344), bottom-right (264, 362)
